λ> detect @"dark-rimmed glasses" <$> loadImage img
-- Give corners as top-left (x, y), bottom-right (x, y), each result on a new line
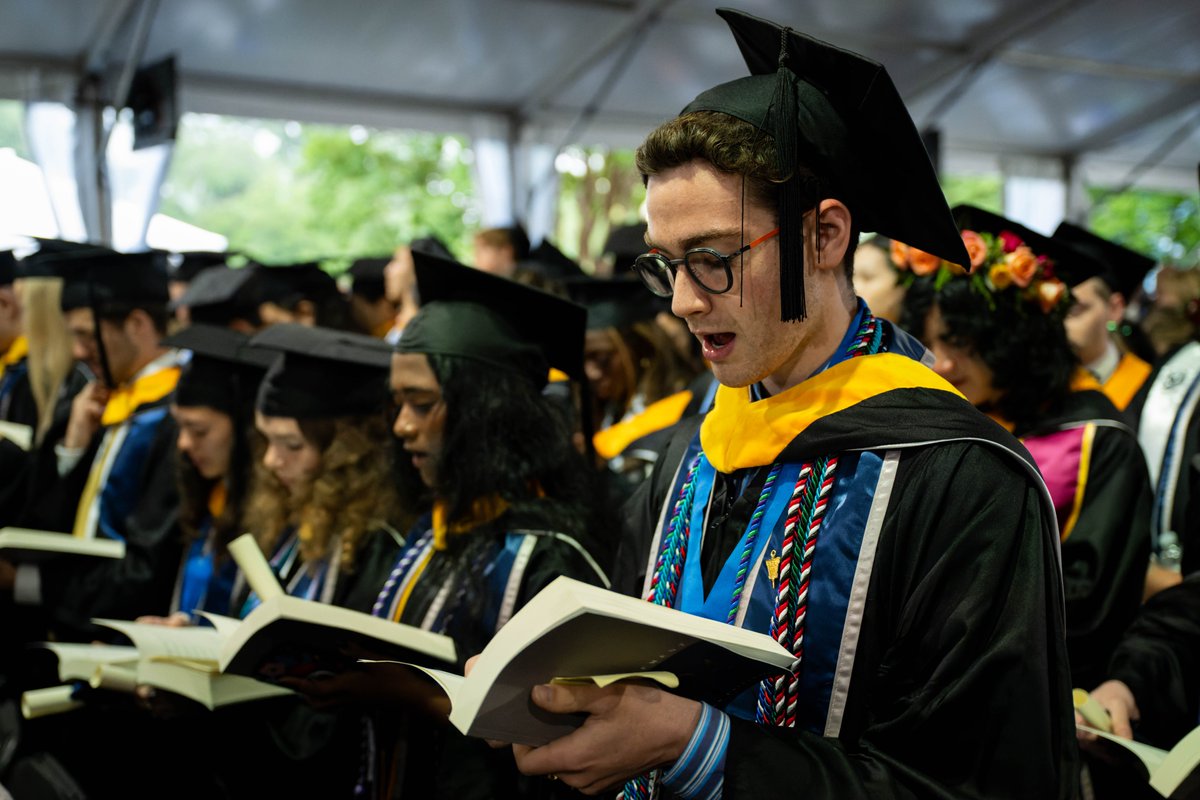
top-left (632, 228), bottom-right (780, 298)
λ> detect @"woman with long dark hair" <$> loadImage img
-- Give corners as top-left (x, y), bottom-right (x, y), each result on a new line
top-left (291, 252), bottom-right (611, 799)
top-left (901, 206), bottom-right (1152, 691)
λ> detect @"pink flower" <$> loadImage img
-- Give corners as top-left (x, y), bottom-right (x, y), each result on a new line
top-left (1007, 246), bottom-right (1038, 288)
top-left (998, 230), bottom-right (1023, 254)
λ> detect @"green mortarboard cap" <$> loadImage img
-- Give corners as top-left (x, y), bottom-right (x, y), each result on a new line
top-left (163, 323), bottom-right (276, 415)
top-left (683, 8), bottom-right (968, 321)
top-left (1052, 222), bottom-right (1155, 299)
top-left (249, 323), bottom-right (392, 419)
top-left (399, 250), bottom-right (587, 385)
top-left (564, 275), bottom-right (666, 330)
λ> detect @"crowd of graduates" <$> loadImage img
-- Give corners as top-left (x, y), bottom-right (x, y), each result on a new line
top-left (0, 8), bottom-right (1197, 800)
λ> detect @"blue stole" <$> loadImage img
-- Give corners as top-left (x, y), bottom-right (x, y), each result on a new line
top-left (178, 527), bottom-right (239, 619)
top-left (671, 300), bottom-right (888, 730)
top-left (96, 405), bottom-right (170, 542)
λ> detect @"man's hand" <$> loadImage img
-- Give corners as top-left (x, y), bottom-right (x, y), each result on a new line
top-left (64, 382), bottom-right (109, 449)
top-left (511, 682), bottom-right (701, 796)
top-left (1077, 679), bottom-right (1139, 743)
top-left (135, 612), bottom-right (193, 627)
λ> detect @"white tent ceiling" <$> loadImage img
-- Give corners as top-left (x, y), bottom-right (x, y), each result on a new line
top-left (1, 0), bottom-right (1197, 192)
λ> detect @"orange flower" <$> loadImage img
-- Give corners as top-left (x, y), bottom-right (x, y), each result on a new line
top-left (908, 248), bottom-right (942, 276)
top-left (890, 241), bottom-right (910, 270)
top-left (988, 262), bottom-right (1014, 290)
top-left (961, 230), bottom-right (988, 272)
top-left (1007, 246), bottom-right (1038, 288)
top-left (1037, 279), bottom-right (1067, 313)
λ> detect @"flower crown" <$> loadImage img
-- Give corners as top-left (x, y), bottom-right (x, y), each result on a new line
top-left (890, 229), bottom-right (1069, 315)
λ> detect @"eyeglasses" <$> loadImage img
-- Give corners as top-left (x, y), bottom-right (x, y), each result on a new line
top-left (632, 228), bottom-right (780, 298)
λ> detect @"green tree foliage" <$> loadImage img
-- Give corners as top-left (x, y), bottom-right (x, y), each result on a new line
top-left (554, 146), bottom-right (645, 274)
top-left (159, 115), bottom-right (476, 265)
top-left (940, 174), bottom-right (1004, 213)
top-left (1087, 188), bottom-right (1200, 266)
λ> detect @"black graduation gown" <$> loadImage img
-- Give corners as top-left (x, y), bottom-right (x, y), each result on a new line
top-left (377, 510), bottom-right (609, 800)
top-left (1107, 573), bottom-right (1200, 749)
top-left (1016, 389), bottom-right (1153, 689)
top-left (624, 388), bottom-right (1077, 800)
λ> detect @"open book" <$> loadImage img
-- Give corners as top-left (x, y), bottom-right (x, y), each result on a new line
top-left (0, 527), bottom-right (125, 562)
top-left (405, 576), bottom-right (795, 746)
top-left (22, 643), bottom-right (142, 719)
top-left (94, 619), bottom-right (294, 710)
top-left (215, 594), bottom-right (457, 682)
top-left (1079, 724), bottom-right (1200, 798)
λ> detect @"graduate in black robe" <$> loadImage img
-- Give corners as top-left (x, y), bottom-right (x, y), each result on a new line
top-left (286, 253), bottom-right (611, 799)
top-left (903, 206), bottom-right (1152, 691)
top-left (507, 11), bottom-right (1075, 799)
top-left (4, 249), bottom-right (183, 644)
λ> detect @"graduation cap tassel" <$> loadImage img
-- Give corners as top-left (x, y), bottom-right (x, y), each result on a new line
top-left (771, 30), bottom-right (807, 322)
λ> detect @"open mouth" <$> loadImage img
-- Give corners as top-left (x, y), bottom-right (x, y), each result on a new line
top-left (700, 332), bottom-right (736, 360)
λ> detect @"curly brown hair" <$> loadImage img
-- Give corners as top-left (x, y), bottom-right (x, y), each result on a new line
top-left (244, 413), bottom-right (401, 573)
top-left (635, 110), bottom-right (858, 279)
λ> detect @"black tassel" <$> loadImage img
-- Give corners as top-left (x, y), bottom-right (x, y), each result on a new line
top-left (771, 29), bottom-right (806, 322)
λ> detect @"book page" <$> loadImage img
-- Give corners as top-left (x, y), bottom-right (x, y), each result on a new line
top-left (1151, 725), bottom-right (1200, 797)
top-left (1078, 724), bottom-right (1167, 774)
top-left (227, 533), bottom-right (284, 603)
top-left (91, 662), bottom-right (139, 693)
top-left (41, 642), bottom-right (139, 681)
top-left (94, 619), bottom-right (223, 669)
top-left (196, 611), bottom-right (242, 637)
top-left (0, 528), bottom-right (125, 560)
top-left (550, 671), bottom-right (680, 689)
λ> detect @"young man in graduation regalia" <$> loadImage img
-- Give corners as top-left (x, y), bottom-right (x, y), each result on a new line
top-left (3, 249), bottom-right (183, 643)
top-left (506, 9), bottom-right (1076, 799)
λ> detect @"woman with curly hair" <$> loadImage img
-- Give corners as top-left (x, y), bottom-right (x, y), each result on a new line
top-left (900, 206), bottom-right (1152, 691)
top-left (243, 323), bottom-right (406, 612)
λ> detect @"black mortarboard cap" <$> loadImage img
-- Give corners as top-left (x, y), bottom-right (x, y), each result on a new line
top-left (1052, 222), bottom-right (1155, 299)
top-left (683, 8), bottom-right (968, 321)
top-left (249, 323), bottom-right (392, 418)
top-left (15, 239), bottom-right (114, 279)
top-left (45, 249), bottom-right (171, 312)
top-left (168, 251), bottom-right (229, 283)
top-left (0, 252), bottom-right (15, 286)
top-left (951, 205), bottom-right (1095, 279)
top-left (163, 323), bottom-right (276, 416)
top-left (254, 262), bottom-right (340, 310)
top-left (410, 235), bottom-right (454, 261)
top-left (347, 257), bottom-right (390, 298)
top-left (518, 239), bottom-right (587, 282)
top-left (398, 251), bottom-right (587, 385)
top-left (603, 223), bottom-right (649, 274)
top-left (175, 265), bottom-right (264, 326)
top-left (564, 275), bottom-right (666, 330)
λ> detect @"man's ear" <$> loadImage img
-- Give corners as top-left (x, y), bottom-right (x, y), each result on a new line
top-left (815, 199), bottom-right (852, 272)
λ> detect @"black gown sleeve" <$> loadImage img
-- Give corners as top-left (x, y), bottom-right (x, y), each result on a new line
top-left (1060, 423), bottom-right (1153, 688)
top-left (1106, 574), bottom-right (1200, 748)
top-left (39, 415), bottom-right (183, 641)
top-left (723, 442), bottom-right (1077, 800)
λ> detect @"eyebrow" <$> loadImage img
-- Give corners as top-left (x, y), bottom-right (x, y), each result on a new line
top-left (644, 228), bottom-right (746, 257)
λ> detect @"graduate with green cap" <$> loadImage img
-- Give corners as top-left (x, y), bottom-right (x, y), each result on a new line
top-left (508, 9), bottom-right (1074, 799)
top-left (303, 250), bottom-right (611, 799)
